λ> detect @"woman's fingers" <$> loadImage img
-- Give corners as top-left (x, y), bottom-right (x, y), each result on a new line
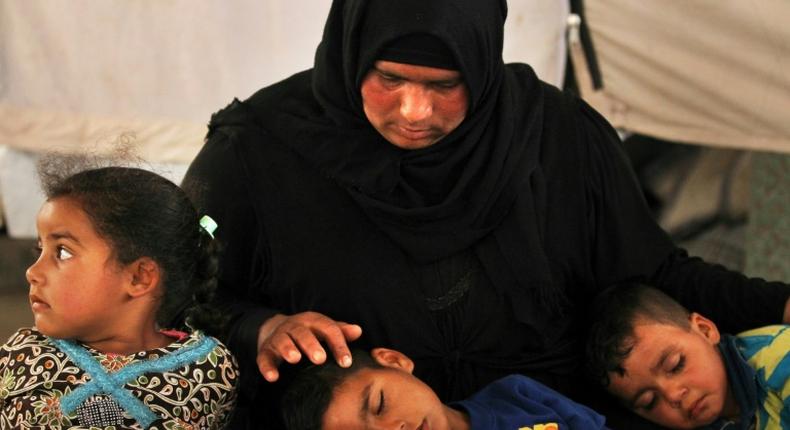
top-left (332, 322), bottom-right (363, 366)
top-left (256, 347), bottom-right (283, 382)
top-left (255, 312), bottom-right (363, 381)
top-left (289, 324), bottom-right (327, 364)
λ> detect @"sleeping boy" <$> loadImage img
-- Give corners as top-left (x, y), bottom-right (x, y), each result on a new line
top-left (280, 346), bottom-right (610, 429)
top-left (586, 283), bottom-right (790, 429)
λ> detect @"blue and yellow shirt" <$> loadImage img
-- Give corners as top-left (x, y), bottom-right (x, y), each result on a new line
top-left (737, 325), bottom-right (790, 430)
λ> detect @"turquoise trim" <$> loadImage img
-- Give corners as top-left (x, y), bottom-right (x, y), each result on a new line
top-left (52, 334), bottom-right (218, 428)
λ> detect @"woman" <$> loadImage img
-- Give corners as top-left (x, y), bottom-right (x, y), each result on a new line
top-left (183, 0), bottom-right (790, 428)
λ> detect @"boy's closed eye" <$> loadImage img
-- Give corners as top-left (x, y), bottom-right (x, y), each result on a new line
top-left (376, 389), bottom-right (386, 415)
top-left (628, 351), bottom-right (687, 410)
top-left (667, 354), bottom-right (685, 374)
top-left (634, 392), bottom-right (657, 411)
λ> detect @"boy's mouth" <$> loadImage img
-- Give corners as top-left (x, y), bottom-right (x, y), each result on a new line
top-left (688, 395), bottom-right (707, 421)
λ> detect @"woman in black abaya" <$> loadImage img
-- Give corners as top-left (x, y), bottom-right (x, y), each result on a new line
top-left (182, 0), bottom-right (790, 428)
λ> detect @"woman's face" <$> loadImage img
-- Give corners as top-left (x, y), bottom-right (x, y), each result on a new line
top-left (360, 60), bottom-right (469, 150)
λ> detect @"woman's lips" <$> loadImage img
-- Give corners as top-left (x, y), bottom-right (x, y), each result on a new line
top-left (397, 126), bottom-right (433, 140)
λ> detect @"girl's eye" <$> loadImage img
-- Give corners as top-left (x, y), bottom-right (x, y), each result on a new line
top-left (32, 244), bottom-right (43, 257)
top-left (56, 246), bottom-right (74, 261)
top-left (376, 390), bottom-right (385, 415)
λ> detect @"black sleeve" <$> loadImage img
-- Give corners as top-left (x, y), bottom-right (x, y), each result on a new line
top-left (648, 249), bottom-right (790, 333)
top-left (578, 100), bottom-right (790, 333)
top-left (182, 128), bottom-right (279, 396)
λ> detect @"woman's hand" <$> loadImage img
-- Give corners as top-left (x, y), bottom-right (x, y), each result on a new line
top-left (256, 312), bottom-right (362, 382)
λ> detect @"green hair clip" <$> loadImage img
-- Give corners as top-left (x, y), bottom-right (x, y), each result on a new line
top-left (199, 215), bottom-right (218, 239)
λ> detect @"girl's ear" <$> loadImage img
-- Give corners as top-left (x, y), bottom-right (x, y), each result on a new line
top-left (689, 312), bottom-right (721, 344)
top-left (125, 257), bottom-right (161, 298)
top-left (370, 348), bottom-right (415, 374)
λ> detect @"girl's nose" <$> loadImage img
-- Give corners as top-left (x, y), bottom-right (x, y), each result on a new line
top-left (26, 259), bottom-right (43, 286)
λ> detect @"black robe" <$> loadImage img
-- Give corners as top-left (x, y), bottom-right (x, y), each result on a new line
top-left (182, 0), bottom-right (790, 428)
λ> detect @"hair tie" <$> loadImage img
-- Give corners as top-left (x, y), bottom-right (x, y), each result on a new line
top-left (199, 215), bottom-right (218, 239)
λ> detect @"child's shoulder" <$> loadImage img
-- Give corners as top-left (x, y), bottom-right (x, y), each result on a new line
top-left (1, 327), bottom-right (53, 354)
top-left (735, 324), bottom-right (790, 358)
top-left (734, 325), bottom-right (790, 388)
top-left (735, 324), bottom-right (789, 339)
top-left (167, 330), bottom-right (239, 377)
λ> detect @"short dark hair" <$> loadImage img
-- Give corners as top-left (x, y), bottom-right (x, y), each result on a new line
top-left (37, 160), bottom-right (225, 336)
top-left (280, 349), bottom-right (381, 430)
top-left (585, 283), bottom-right (691, 387)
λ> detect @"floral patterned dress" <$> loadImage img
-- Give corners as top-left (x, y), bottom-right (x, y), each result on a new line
top-left (0, 328), bottom-right (238, 429)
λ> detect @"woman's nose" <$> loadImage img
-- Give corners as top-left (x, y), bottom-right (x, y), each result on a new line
top-left (400, 85), bottom-right (432, 123)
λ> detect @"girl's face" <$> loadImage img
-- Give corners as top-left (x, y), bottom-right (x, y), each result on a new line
top-left (26, 197), bottom-right (130, 342)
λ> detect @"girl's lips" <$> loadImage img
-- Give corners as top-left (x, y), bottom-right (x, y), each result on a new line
top-left (29, 295), bottom-right (49, 311)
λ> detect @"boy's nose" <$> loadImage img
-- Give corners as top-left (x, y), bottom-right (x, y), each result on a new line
top-left (373, 419), bottom-right (407, 430)
top-left (662, 382), bottom-right (688, 408)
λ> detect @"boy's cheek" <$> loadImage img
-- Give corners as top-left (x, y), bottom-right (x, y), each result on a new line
top-left (604, 385), bottom-right (630, 406)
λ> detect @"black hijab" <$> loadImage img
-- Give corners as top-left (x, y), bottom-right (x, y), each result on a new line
top-left (252, 0), bottom-right (547, 265)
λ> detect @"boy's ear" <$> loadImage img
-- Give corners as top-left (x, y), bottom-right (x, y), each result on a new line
top-left (124, 257), bottom-right (161, 298)
top-left (689, 312), bottom-right (721, 344)
top-left (370, 348), bottom-right (415, 374)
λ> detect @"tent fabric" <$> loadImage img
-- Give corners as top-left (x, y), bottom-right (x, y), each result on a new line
top-left (0, 0), bottom-right (333, 163)
top-left (0, 0), bottom-right (569, 238)
top-left (570, 0), bottom-right (790, 154)
top-left (0, 0), bottom-right (568, 163)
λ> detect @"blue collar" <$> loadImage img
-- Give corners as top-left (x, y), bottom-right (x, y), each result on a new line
top-left (51, 334), bottom-right (217, 428)
top-left (704, 334), bottom-right (757, 430)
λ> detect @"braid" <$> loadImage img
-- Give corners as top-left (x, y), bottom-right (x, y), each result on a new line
top-left (184, 234), bottom-right (227, 337)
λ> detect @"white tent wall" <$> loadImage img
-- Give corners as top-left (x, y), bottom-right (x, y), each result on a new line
top-left (571, 0), bottom-right (790, 153)
top-left (0, 0), bottom-right (569, 238)
top-left (569, 0), bottom-right (790, 282)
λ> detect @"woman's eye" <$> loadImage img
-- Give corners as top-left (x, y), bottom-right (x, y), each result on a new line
top-left (377, 73), bottom-right (402, 86)
top-left (56, 246), bottom-right (74, 261)
top-left (433, 81), bottom-right (461, 90)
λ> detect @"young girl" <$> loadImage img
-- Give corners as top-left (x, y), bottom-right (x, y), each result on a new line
top-left (0, 163), bottom-right (239, 429)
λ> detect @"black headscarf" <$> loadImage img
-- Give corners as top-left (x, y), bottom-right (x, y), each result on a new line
top-left (251, 0), bottom-right (546, 265)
